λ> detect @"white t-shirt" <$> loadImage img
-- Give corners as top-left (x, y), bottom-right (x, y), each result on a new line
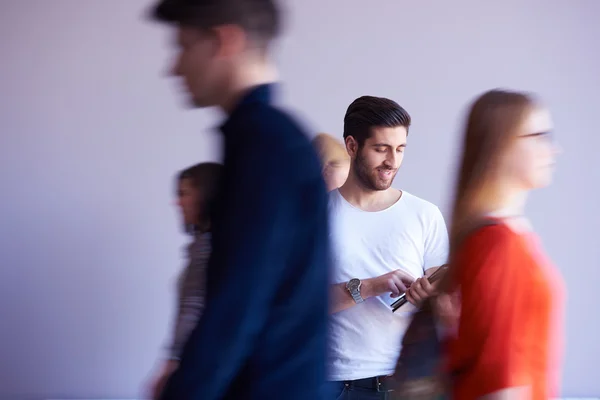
top-left (327, 189), bottom-right (449, 381)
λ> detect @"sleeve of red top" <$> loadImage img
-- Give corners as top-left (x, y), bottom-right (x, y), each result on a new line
top-left (456, 225), bottom-right (532, 395)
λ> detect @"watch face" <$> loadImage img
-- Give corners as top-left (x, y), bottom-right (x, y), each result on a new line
top-left (347, 278), bottom-right (361, 291)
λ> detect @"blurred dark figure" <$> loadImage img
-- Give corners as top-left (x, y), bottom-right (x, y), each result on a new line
top-left (149, 1), bottom-right (330, 399)
top-left (147, 163), bottom-right (222, 400)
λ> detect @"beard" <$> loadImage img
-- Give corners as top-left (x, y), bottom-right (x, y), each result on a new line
top-left (353, 151), bottom-right (398, 191)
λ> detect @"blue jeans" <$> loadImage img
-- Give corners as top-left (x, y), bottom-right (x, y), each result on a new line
top-left (327, 380), bottom-right (392, 400)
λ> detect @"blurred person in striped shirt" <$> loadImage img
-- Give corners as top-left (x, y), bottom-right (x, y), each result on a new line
top-left (147, 162), bottom-right (223, 400)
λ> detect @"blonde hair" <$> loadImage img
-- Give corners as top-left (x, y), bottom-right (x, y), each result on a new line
top-left (312, 133), bottom-right (350, 167)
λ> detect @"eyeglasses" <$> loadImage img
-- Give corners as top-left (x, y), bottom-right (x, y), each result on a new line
top-left (519, 131), bottom-right (555, 143)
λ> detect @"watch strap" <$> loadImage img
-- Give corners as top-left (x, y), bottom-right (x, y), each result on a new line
top-left (351, 291), bottom-right (364, 304)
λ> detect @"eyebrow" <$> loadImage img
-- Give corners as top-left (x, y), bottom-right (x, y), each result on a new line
top-left (371, 143), bottom-right (407, 147)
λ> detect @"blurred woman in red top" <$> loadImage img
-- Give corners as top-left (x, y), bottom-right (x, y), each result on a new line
top-left (445, 89), bottom-right (565, 400)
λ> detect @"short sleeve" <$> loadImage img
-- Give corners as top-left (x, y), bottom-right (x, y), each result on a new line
top-left (423, 206), bottom-right (449, 270)
top-left (454, 225), bottom-right (532, 395)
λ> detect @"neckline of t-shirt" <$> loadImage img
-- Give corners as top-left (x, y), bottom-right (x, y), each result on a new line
top-left (482, 215), bottom-right (534, 237)
top-left (335, 188), bottom-right (406, 214)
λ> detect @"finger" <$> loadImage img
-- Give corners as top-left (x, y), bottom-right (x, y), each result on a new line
top-left (400, 277), bottom-right (414, 288)
top-left (413, 279), bottom-right (429, 299)
top-left (394, 269), bottom-right (415, 284)
top-left (421, 276), bottom-right (432, 289)
top-left (405, 288), bottom-right (416, 305)
top-left (420, 276), bottom-right (435, 295)
top-left (388, 278), bottom-right (400, 297)
top-left (413, 281), bottom-right (428, 302)
top-left (411, 289), bottom-right (423, 303)
top-left (406, 288), bottom-right (421, 306)
top-left (390, 275), bottom-right (408, 292)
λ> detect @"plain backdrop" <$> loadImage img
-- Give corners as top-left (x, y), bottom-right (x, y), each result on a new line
top-left (0, 0), bottom-right (598, 398)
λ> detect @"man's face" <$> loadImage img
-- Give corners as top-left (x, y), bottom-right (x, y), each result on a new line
top-left (170, 26), bottom-right (225, 108)
top-left (349, 126), bottom-right (408, 191)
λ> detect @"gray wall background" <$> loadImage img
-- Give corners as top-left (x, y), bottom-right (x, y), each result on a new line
top-left (0, 0), bottom-right (598, 398)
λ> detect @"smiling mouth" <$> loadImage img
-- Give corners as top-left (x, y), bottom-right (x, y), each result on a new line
top-left (377, 169), bottom-right (395, 178)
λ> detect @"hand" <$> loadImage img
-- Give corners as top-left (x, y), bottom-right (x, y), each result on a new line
top-left (147, 360), bottom-right (178, 400)
top-left (405, 275), bottom-right (439, 306)
top-left (362, 270), bottom-right (414, 299)
top-left (433, 291), bottom-right (461, 329)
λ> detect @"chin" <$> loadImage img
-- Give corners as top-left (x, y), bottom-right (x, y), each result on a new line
top-left (537, 169), bottom-right (555, 188)
top-left (190, 97), bottom-right (211, 108)
top-left (374, 179), bottom-right (393, 190)
top-left (528, 176), bottom-right (552, 190)
top-left (373, 183), bottom-right (392, 191)
top-left (537, 178), bottom-right (553, 188)
top-left (183, 92), bottom-right (213, 108)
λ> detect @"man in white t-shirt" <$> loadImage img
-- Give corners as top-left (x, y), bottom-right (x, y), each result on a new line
top-left (326, 96), bottom-right (449, 399)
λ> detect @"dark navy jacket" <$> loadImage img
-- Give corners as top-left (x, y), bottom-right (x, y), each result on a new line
top-left (160, 84), bottom-right (330, 400)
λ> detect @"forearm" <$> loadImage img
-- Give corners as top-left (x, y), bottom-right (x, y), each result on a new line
top-left (330, 282), bottom-right (355, 314)
top-left (329, 279), bottom-right (378, 314)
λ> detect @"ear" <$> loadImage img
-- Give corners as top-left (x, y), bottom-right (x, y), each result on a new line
top-left (212, 24), bottom-right (248, 58)
top-left (345, 136), bottom-right (359, 158)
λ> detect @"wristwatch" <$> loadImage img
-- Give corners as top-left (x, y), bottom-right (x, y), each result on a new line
top-left (346, 278), bottom-right (364, 304)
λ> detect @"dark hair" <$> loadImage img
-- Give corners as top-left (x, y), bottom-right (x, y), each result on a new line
top-left (151, 0), bottom-right (281, 47)
top-left (343, 96), bottom-right (411, 147)
top-left (177, 162), bottom-right (224, 233)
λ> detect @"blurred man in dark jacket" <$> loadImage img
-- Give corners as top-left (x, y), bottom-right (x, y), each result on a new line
top-left (149, 1), bottom-right (330, 399)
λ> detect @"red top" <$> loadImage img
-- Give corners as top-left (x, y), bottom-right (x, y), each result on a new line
top-left (448, 223), bottom-right (565, 400)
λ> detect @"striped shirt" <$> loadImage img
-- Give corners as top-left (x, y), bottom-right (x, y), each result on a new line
top-left (170, 232), bottom-right (211, 359)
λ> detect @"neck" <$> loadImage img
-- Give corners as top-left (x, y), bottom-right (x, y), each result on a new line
top-left (338, 170), bottom-right (397, 210)
top-left (218, 58), bottom-right (278, 113)
top-left (487, 186), bottom-right (528, 218)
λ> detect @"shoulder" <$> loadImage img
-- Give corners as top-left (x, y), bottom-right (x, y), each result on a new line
top-left (456, 224), bottom-right (532, 298)
top-left (456, 224), bottom-right (526, 275)
top-left (400, 191), bottom-right (445, 224)
top-left (327, 189), bottom-right (344, 210)
top-left (462, 223), bottom-right (519, 250)
top-left (401, 191), bottom-right (441, 213)
top-left (245, 105), bottom-right (321, 169)
top-left (239, 103), bottom-right (310, 146)
top-left (228, 103), bottom-right (327, 201)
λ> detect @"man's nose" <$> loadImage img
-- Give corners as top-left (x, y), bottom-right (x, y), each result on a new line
top-left (385, 153), bottom-right (398, 168)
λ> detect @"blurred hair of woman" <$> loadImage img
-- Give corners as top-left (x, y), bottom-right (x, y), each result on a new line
top-left (148, 162), bottom-right (223, 400)
top-left (445, 89), bottom-right (565, 400)
top-left (312, 133), bottom-right (350, 191)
